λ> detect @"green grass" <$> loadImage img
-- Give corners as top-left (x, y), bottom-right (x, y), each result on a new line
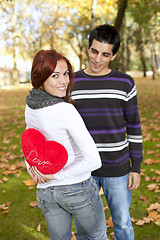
top-left (0, 78), bottom-right (160, 240)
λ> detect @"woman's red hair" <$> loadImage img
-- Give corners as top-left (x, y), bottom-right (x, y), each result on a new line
top-left (31, 49), bottom-right (74, 103)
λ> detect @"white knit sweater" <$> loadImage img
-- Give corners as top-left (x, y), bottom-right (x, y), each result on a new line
top-left (25, 102), bottom-right (101, 188)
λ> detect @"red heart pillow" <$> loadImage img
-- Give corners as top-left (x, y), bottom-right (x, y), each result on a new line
top-left (21, 128), bottom-right (68, 174)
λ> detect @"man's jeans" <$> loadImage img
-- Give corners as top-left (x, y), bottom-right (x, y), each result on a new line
top-left (93, 174), bottom-right (134, 240)
top-left (37, 177), bottom-right (107, 240)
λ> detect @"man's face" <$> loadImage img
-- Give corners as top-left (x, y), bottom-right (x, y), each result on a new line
top-left (87, 39), bottom-right (116, 75)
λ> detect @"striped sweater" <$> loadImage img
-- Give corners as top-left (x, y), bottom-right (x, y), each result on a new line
top-left (72, 69), bottom-right (143, 177)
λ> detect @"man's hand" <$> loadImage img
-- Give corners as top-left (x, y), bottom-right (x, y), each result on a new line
top-left (128, 172), bottom-right (141, 190)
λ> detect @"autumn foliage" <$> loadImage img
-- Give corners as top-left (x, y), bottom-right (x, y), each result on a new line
top-left (0, 77), bottom-right (160, 240)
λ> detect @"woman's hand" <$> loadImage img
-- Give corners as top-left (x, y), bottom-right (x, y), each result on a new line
top-left (28, 167), bottom-right (47, 184)
top-left (31, 166), bottom-right (56, 181)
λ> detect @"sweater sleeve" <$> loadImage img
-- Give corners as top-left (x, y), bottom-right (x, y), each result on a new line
top-left (54, 104), bottom-right (102, 180)
top-left (124, 81), bottom-right (143, 173)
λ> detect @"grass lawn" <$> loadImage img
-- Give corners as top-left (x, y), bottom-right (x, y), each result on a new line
top-left (0, 77), bottom-right (160, 240)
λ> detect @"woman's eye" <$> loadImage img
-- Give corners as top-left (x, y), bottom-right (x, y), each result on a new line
top-left (65, 70), bottom-right (69, 76)
top-left (52, 74), bottom-right (58, 78)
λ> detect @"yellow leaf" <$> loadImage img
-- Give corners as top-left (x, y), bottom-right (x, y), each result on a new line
top-left (155, 220), bottom-right (160, 226)
top-left (1, 210), bottom-right (9, 215)
top-left (23, 178), bottom-right (36, 186)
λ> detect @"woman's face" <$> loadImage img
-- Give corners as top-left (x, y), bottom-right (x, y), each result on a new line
top-left (42, 60), bottom-right (70, 97)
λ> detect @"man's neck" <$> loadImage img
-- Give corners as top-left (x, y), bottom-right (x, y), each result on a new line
top-left (84, 66), bottom-right (111, 76)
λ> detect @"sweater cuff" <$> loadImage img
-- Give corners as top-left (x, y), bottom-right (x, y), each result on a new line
top-left (130, 161), bottom-right (141, 173)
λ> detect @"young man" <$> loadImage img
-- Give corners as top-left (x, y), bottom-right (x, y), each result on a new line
top-left (72, 24), bottom-right (143, 240)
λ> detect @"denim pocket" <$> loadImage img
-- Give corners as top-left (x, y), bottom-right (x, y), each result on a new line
top-left (68, 196), bottom-right (94, 220)
top-left (60, 180), bottom-right (96, 219)
top-left (68, 198), bottom-right (92, 210)
top-left (61, 186), bottom-right (87, 197)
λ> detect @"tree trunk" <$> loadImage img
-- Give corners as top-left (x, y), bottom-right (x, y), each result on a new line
top-left (140, 54), bottom-right (147, 77)
top-left (114, 0), bottom-right (128, 32)
top-left (11, 40), bottom-right (19, 85)
top-left (120, 19), bottom-right (127, 72)
top-left (150, 33), bottom-right (156, 80)
top-left (91, 0), bottom-right (97, 29)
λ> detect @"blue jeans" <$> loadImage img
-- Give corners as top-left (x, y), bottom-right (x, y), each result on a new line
top-left (37, 177), bottom-right (107, 240)
top-left (93, 174), bottom-right (134, 240)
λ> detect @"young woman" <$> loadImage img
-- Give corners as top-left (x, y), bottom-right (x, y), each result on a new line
top-left (24, 49), bottom-right (107, 240)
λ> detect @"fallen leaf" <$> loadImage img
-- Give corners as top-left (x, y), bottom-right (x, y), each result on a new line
top-left (143, 217), bottom-right (151, 223)
top-left (147, 184), bottom-right (159, 191)
top-left (106, 217), bottom-right (113, 228)
top-left (5, 202), bottom-right (12, 206)
top-left (2, 170), bottom-right (14, 176)
top-left (135, 220), bottom-right (145, 226)
top-left (99, 188), bottom-right (104, 196)
top-left (0, 204), bottom-right (9, 210)
top-left (2, 177), bottom-right (8, 182)
top-left (144, 159), bottom-right (155, 165)
top-left (140, 196), bottom-right (148, 202)
top-left (144, 159), bottom-right (160, 165)
top-left (147, 203), bottom-right (160, 212)
top-left (155, 220), bottom-right (160, 226)
top-left (148, 211), bottom-right (158, 221)
top-left (37, 223), bottom-right (41, 232)
top-left (0, 202), bottom-right (11, 210)
top-left (131, 217), bottom-right (138, 223)
top-left (30, 201), bottom-right (37, 208)
top-left (155, 170), bottom-right (160, 175)
top-left (1, 210), bottom-right (9, 215)
top-left (109, 232), bottom-right (114, 239)
top-left (104, 206), bottom-right (108, 211)
top-left (23, 178), bottom-right (36, 186)
top-left (71, 232), bottom-right (76, 240)
top-left (146, 150), bottom-right (155, 154)
top-left (144, 176), bottom-right (151, 181)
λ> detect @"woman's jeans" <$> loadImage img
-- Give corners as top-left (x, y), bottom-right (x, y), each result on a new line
top-left (93, 174), bottom-right (134, 240)
top-left (37, 177), bottom-right (107, 240)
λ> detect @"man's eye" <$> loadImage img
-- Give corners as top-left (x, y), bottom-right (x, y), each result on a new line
top-left (103, 54), bottom-right (110, 57)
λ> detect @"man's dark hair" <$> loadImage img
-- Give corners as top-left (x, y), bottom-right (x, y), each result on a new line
top-left (88, 24), bottom-right (121, 55)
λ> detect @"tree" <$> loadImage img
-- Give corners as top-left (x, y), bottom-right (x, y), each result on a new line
top-left (114, 0), bottom-right (128, 32)
top-left (128, 0), bottom-right (160, 79)
top-left (1, 0), bottom-right (32, 84)
top-left (60, 0), bottom-right (117, 69)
